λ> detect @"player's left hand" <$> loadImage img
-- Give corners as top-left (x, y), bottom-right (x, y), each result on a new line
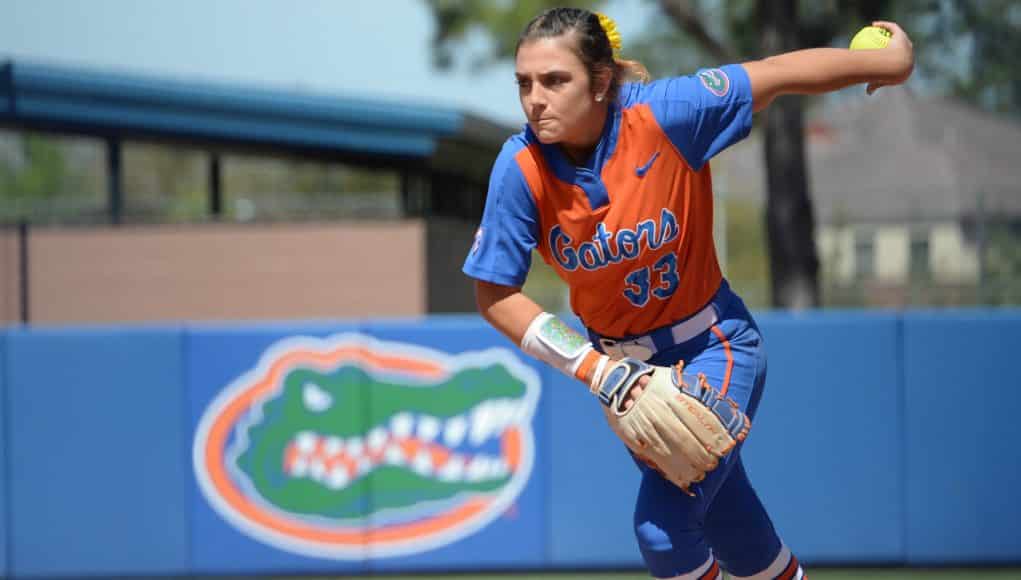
top-left (867, 21), bottom-right (915, 94)
top-left (594, 358), bottom-right (751, 493)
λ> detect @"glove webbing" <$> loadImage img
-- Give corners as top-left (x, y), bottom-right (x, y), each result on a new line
top-left (672, 365), bottom-right (751, 441)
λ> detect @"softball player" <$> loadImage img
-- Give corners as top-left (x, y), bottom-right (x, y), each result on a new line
top-left (463, 8), bottom-right (913, 579)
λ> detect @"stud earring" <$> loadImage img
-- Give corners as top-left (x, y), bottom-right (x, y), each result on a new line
top-left (595, 94), bottom-right (605, 102)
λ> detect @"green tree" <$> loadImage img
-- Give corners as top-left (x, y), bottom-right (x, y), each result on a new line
top-left (0, 134), bottom-right (71, 219)
top-left (123, 142), bottom-right (208, 221)
top-left (982, 221), bottom-right (1021, 305)
top-left (0, 131), bottom-right (106, 223)
top-left (896, 0), bottom-right (1020, 117)
top-left (723, 197), bottom-right (769, 308)
top-left (425, 0), bottom-right (894, 308)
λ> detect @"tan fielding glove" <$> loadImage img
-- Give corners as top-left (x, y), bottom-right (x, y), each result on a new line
top-left (594, 358), bottom-right (751, 493)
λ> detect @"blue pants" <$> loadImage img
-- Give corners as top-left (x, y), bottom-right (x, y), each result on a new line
top-left (632, 282), bottom-right (783, 578)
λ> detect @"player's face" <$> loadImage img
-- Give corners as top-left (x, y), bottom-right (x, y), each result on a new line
top-left (515, 35), bottom-right (607, 152)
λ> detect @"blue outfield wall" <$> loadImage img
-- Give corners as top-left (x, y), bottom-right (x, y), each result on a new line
top-left (0, 311), bottom-right (1019, 577)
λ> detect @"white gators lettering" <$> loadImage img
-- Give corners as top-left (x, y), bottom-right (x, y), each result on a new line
top-left (550, 209), bottom-right (679, 272)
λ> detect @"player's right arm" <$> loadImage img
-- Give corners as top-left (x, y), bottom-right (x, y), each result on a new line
top-left (464, 137), bottom-right (612, 389)
top-left (474, 280), bottom-right (543, 347)
top-left (474, 277), bottom-right (620, 395)
top-left (470, 264), bottom-right (609, 388)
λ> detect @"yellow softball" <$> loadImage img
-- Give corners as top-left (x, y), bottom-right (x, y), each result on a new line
top-left (849, 26), bottom-right (892, 50)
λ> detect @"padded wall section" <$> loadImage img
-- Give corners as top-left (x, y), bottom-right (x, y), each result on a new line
top-left (363, 317), bottom-right (548, 573)
top-left (6, 327), bottom-right (189, 577)
top-left (0, 331), bottom-right (8, 576)
top-left (902, 312), bottom-right (1021, 564)
top-left (186, 323), bottom-right (368, 576)
top-left (745, 312), bottom-right (905, 563)
top-left (547, 358), bottom-right (644, 567)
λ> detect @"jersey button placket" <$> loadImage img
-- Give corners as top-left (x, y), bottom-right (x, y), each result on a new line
top-left (575, 169), bottom-right (610, 211)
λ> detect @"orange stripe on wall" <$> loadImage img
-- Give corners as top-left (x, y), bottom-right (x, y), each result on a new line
top-left (710, 325), bottom-right (733, 396)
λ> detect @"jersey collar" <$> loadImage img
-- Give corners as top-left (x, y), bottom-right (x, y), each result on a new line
top-left (527, 102), bottom-right (622, 211)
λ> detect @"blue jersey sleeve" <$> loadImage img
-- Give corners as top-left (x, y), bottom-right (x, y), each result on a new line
top-left (624, 63), bottom-right (753, 171)
top-left (462, 137), bottom-right (539, 288)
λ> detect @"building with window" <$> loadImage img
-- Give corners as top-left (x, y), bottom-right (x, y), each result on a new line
top-left (716, 86), bottom-right (1021, 306)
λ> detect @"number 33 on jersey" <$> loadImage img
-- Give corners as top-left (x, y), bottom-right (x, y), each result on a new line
top-left (464, 65), bottom-right (755, 339)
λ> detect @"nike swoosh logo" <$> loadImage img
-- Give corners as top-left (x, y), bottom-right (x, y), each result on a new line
top-left (636, 151), bottom-right (660, 177)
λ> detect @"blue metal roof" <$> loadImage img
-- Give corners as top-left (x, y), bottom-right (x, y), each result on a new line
top-left (0, 60), bottom-right (466, 158)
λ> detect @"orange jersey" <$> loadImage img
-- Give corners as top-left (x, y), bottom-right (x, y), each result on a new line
top-left (464, 65), bottom-right (753, 338)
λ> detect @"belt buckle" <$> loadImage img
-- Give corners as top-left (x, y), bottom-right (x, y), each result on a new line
top-left (599, 337), bottom-right (654, 362)
top-left (599, 338), bottom-right (625, 359)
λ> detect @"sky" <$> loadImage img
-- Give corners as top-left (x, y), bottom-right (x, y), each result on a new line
top-left (2, 0), bottom-right (655, 127)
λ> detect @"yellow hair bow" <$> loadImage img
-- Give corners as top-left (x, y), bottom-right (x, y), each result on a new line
top-left (596, 13), bottom-right (623, 57)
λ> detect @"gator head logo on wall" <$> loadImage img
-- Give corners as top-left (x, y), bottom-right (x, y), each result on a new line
top-left (193, 334), bottom-right (540, 559)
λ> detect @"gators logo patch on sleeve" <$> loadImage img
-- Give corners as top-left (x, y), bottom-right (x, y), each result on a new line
top-left (697, 68), bottom-right (730, 97)
top-left (193, 333), bottom-right (540, 559)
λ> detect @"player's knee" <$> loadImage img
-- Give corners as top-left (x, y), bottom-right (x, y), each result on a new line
top-left (634, 503), bottom-right (701, 552)
top-left (635, 520), bottom-right (673, 551)
top-left (635, 517), bottom-right (704, 557)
